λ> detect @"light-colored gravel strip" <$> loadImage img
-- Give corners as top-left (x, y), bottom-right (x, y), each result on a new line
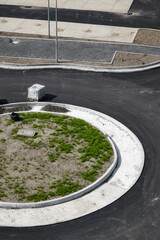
top-left (0, 102), bottom-right (144, 227)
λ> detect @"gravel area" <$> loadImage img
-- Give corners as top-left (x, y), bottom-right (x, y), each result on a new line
top-left (0, 29), bottom-right (159, 67)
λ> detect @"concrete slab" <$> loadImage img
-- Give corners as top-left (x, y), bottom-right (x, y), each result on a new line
top-left (112, 0), bottom-right (134, 13)
top-left (83, 0), bottom-right (133, 12)
top-left (33, 20), bottom-right (64, 37)
top-left (60, 22), bottom-right (92, 39)
top-left (17, 129), bottom-right (37, 137)
top-left (0, 18), bottom-right (25, 32)
top-left (0, 0), bottom-right (134, 13)
top-left (63, 23), bottom-right (137, 43)
top-left (13, 19), bottom-right (45, 35)
top-left (0, 18), bottom-right (137, 43)
top-left (0, 0), bottom-right (47, 7)
top-left (0, 0), bottom-right (8, 3)
top-left (110, 26), bottom-right (137, 43)
top-left (60, 0), bottom-right (88, 10)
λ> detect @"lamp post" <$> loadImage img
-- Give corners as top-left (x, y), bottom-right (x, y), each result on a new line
top-left (48, 0), bottom-right (50, 38)
top-left (55, 0), bottom-right (58, 63)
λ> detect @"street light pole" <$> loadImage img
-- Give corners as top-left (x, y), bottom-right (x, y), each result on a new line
top-left (48, 0), bottom-right (50, 38)
top-left (55, 0), bottom-right (58, 63)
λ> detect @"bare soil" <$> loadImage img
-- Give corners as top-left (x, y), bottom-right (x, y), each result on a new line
top-left (111, 52), bottom-right (160, 67)
top-left (134, 29), bottom-right (160, 47)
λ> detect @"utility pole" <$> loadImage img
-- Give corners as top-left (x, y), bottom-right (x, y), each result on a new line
top-left (55, 0), bottom-right (58, 63)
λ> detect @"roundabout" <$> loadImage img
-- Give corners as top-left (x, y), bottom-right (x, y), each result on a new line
top-left (0, 102), bottom-right (144, 226)
top-left (0, 65), bottom-right (160, 239)
top-left (0, 0), bottom-right (160, 237)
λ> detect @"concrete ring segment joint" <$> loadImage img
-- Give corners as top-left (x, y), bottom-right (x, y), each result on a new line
top-left (0, 102), bottom-right (145, 227)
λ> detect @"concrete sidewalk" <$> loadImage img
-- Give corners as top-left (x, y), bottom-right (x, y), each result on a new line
top-left (0, 0), bottom-right (133, 13)
top-left (0, 17), bottom-right (138, 43)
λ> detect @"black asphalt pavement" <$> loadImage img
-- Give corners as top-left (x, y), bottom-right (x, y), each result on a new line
top-left (0, 67), bottom-right (160, 239)
top-left (0, 0), bottom-right (160, 29)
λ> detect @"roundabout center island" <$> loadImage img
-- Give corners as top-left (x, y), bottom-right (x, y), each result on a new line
top-left (0, 102), bottom-right (144, 227)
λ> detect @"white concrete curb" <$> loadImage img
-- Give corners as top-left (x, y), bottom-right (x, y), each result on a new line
top-left (0, 102), bottom-right (145, 227)
top-left (0, 60), bottom-right (160, 73)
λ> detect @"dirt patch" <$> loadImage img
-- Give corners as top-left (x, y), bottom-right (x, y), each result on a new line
top-left (111, 52), bottom-right (160, 67)
top-left (134, 29), bottom-right (160, 47)
top-left (0, 56), bottom-right (56, 65)
top-left (42, 105), bottom-right (68, 113)
top-left (0, 105), bottom-right (32, 114)
top-left (0, 112), bottom-right (113, 203)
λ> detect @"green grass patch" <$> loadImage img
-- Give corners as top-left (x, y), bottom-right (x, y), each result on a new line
top-left (59, 142), bottom-right (73, 153)
top-left (0, 193), bottom-right (6, 198)
top-left (49, 177), bottom-right (82, 197)
top-left (48, 153), bottom-right (57, 162)
top-left (0, 138), bottom-right (6, 143)
top-left (27, 192), bottom-right (48, 202)
top-left (81, 169), bottom-right (98, 182)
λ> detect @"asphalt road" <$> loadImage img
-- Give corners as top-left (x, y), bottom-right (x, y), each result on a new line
top-left (0, 0), bottom-right (160, 29)
top-left (0, 67), bottom-right (160, 239)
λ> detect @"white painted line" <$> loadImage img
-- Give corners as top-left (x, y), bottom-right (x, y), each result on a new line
top-left (0, 102), bottom-right (144, 227)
